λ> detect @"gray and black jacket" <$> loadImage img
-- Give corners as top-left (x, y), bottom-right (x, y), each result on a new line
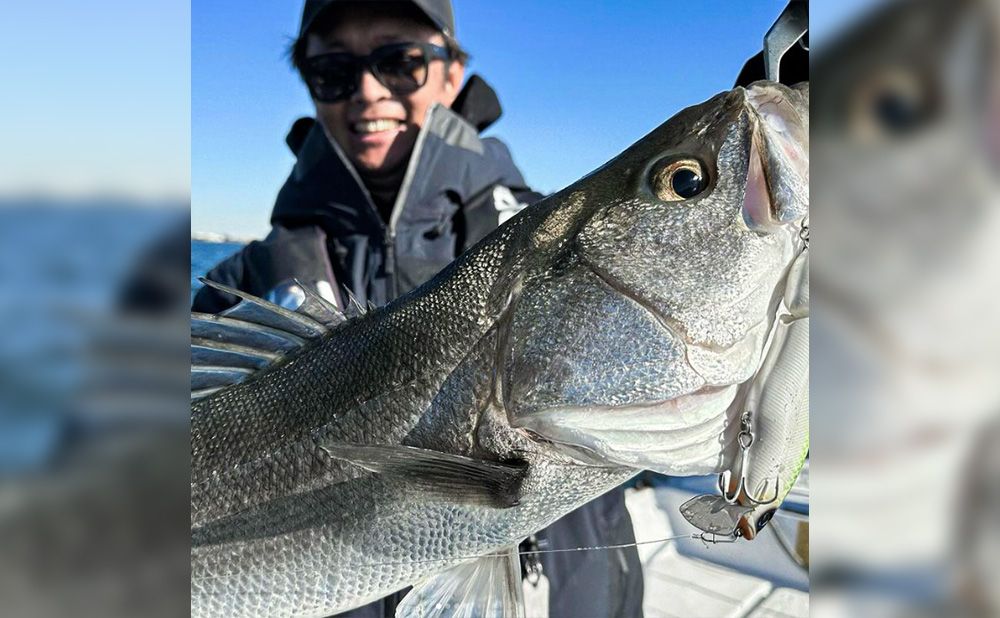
top-left (192, 77), bottom-right (539, 313)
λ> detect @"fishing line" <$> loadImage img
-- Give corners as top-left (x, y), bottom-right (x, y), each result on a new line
top-left (193, 533), bottom-right (715, 583)
top-left (336, 533), bottom-right (704, 568)
top-left (510, 533), bottom-right (701, 558)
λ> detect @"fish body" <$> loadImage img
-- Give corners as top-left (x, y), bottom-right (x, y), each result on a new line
top-left (191, 81), bottom-right (809, 617)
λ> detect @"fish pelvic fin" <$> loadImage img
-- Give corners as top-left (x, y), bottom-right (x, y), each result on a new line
top-left (395, 546), bottom-right (525, 618)
top-left (321, 443), bottom-right (527, 509)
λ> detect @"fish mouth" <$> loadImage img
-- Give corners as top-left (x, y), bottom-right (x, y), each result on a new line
top-left (742, 83), bottom-right (809, 229)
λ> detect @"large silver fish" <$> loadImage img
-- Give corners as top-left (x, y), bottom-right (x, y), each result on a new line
top-left (190, 80), bottom-right (809, 617)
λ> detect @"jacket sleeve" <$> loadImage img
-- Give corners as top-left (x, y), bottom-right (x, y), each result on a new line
top-left (456, 137), bottom-right (545, 254)
top-left (191, 250), bottom-right (245, 313)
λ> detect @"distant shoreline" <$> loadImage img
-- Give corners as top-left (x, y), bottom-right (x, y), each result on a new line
top-left (191, 231), bottom-right (257, 244)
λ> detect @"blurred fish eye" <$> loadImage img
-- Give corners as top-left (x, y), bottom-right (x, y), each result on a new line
top-left (649, 158), bottom-right (708, 201)
top-left (850, 69), bottom-right (937, 141)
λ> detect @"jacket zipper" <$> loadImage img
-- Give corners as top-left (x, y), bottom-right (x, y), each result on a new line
top-left (324, 130), bottom-right (394, 299)
top-left (325, 105), bottom-right (440, 301)
top-left (383, 104), bottom-right (437, 300)
top-left (384, 230), bottom-right (398, 299)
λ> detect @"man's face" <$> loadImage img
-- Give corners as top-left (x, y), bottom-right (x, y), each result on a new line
top-left (305, 11), bottom-right (464, 175)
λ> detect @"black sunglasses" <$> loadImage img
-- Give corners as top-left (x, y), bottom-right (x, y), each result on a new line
top-left (302, 42), bottom-right (451, 103)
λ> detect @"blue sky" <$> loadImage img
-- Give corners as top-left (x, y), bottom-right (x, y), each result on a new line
top-left (0, 1), bottom-right (190, 200)
top-left (192, 1), bottom-right (789, 237)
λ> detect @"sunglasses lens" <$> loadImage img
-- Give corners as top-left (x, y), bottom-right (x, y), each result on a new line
top-left (305, 55), bottom-right (357, 102)
top-left (304, 44), bottom-right (442, 102)
top-left (372, 46), bottom-right (428, 94)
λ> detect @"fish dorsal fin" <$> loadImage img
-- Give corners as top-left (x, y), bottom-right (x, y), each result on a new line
top-left (291, 278), bottom-right (347, 327)
top-left (201, 277), bottom-right (330, 338)
top-left (191, 279), bottom-right (345, 401)
top-left (342, 287), bottom-right (368, 318)
top-left (191, 340), bottom-right (278, 370)
top-left (395, 546), bottom-right (525, 618)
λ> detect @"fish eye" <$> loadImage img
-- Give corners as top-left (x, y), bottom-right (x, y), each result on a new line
top-left (756, 508), bottom-right (776, 532)
top-left (650, 158), bottom-right (709, 202)
top-left (849, 68), bottom-right (936, 142)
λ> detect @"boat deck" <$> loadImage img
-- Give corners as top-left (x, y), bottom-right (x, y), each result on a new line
top-left (626, 485), bottom-right (808, 618)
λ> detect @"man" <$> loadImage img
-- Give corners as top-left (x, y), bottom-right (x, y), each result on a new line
top-left (193, 1), bottom-right (644, 616)
top-left (193, 0), bottom-right (536, 312)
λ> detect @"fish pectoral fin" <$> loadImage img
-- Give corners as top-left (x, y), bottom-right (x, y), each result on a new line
top-left (395, 546), bottom-right (525, 618)
top-left (321, 443), bottom-right (527, 508)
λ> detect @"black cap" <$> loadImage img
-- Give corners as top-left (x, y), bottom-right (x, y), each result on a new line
top-left (299, 0), bottom-right (456, 40)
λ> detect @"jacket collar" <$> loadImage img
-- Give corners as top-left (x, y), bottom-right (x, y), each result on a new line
top-left (272, 102), bottom-right (494, 232)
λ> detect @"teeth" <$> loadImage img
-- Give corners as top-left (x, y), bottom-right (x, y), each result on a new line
top-left (353, 119), bottom-right (401, 134)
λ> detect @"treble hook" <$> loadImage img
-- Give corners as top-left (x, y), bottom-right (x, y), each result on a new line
top-left (718, 411), bottom-right (779, 506)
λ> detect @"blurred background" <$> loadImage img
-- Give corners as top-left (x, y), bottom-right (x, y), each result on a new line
top-left (0, 2), bottom-right (191, 617)
top-left (811, 0), bottom-right (1000, 616)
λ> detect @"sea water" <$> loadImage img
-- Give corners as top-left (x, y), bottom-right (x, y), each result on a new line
top-left (191, 240), bottom-right (243, 296)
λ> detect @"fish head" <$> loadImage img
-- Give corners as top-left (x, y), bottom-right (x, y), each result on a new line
top-left (502, 82), bottom-right (808, 476)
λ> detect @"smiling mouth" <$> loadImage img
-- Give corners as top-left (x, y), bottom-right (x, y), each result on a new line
top-left (351, 119), bottom-right (403, 134)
